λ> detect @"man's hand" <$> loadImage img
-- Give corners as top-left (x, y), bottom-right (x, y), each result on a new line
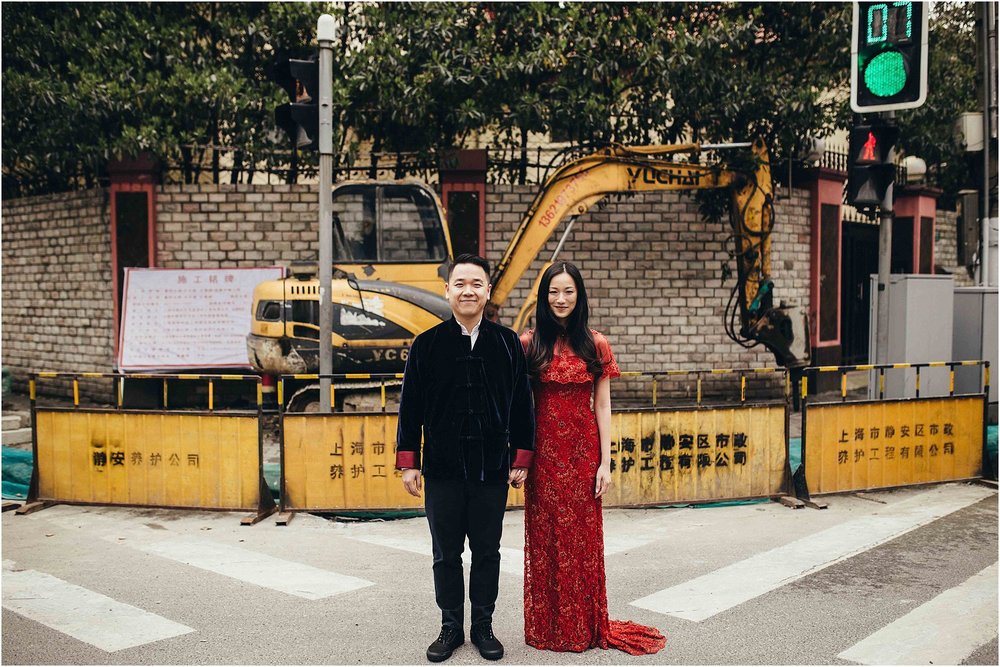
top-left (595, 463), bottom-right (611, 498)
top-left (509, 467), bottom-right (527, 489)
top-left (402, 468), bottom-right (422, 497)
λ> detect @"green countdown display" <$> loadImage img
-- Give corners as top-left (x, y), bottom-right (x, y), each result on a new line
top-left (851, 1), bottom-right (928, 112)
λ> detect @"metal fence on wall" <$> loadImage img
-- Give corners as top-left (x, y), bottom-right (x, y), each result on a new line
top-left (6, 142), bottom-right (929, 231)
top-left (9, 142), bottom-right (921, 200)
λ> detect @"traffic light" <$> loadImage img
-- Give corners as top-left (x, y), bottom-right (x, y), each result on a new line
top-left (851, 1), bottom-right (929, 113)
top-left (846, 123), bottom-right (899, 207)
top-left (271, 54), bottom-right (319, 150)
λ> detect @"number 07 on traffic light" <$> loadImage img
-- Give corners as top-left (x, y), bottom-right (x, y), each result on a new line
top-left (851, 1), bottom-right (929, 113)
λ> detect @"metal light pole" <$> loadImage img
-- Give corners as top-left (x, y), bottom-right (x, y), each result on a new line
top-left (875, 111), bottom-right (895, 365)
top-left (981, 1), bottom-right (998, 286)
top-left (317, 14), bottom-right (336, 412)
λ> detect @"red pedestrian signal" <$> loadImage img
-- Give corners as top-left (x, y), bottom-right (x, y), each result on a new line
top-left (861, 132), bottom-right (877, 162)
top-left (847, 123), bottom-right (899, 208)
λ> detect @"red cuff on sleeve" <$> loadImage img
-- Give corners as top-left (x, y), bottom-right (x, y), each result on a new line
top-left (396, 451), bottom-right (419, 470)
top-left (512, 449), bottom-right (534, 469)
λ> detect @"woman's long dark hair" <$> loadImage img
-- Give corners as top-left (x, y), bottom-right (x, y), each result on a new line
top-left (526, 262), bottom-right (603, 380)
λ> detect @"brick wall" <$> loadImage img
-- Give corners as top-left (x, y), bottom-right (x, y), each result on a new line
top-left (2, 189), bottom-right (114, 384)
top-left (157, 184), bottom-right (318, 268)
top-left (3, 182), bottom-right (981, 405)
top-left (485, 185), bottom-right (813, 382)
top-left (934, 209), bottom-right (975, 287)
top-left (2, 181), bottom-right (810, 400)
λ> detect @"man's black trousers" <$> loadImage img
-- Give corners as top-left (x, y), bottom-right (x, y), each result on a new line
top-left (424, 478), bottom-right (509, 630)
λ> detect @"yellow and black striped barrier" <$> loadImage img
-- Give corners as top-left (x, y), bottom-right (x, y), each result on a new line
top-left (277, 372), bottom-right (404, 413)
top-left (799, 361), bottom-right (989, 497)
top-left (277, 368), bottom-right (791, 514)
top-left (19, 372), bottom-right (275, 524)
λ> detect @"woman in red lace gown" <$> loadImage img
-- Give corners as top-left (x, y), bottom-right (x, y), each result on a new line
top-left (519, 262), bottom-right (666, 656)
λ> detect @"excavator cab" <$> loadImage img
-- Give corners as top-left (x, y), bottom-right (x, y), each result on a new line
top-left (246, 181), bottom-right (453, 391)
top-left (327, 181), bottom-right (452, 293)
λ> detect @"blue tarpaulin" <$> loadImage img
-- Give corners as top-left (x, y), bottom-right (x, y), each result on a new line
top-left (2, 447), bottom-right (32, 500)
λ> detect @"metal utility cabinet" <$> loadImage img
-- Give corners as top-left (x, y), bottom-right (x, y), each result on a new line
top-left (953, 287), bottom-right (998, 421)
top-left (869, 274), bottom-right (955, 399)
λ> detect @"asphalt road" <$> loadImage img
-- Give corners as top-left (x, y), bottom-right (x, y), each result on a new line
top-left (2, 481), bottom-right (997, 665)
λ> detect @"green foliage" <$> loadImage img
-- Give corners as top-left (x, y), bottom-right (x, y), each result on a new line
top-left (1, 2), bottom-right (981, 199)
top-left (662, 3), bottom-right (852, 159)
top-left (2, 2), bottom-right (329, 193)
top-left (337, 3), bottom-right (493, 158)
top-left (896, 2), bottom-right (980, 205)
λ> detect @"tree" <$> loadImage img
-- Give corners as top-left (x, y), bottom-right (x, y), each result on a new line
top-left (332, 3), bottom-right (493, 176)
top-left (896, 2), bottom-right (980, 206)
top-left (1, 2), bottom-right (327, 195)
top-left (662, 3), bottom-right (852, 159)
top-left (334, 3), bottom-right (851, 182)
top-left (2, 2), bottom-right (979, 200)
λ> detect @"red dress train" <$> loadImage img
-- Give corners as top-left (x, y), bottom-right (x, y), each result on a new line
top-left (521, 331), bottom-right (666, 655)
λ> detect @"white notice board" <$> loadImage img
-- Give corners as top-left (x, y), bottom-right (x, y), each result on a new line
top-left (117, 267), bottom-right (284, 371)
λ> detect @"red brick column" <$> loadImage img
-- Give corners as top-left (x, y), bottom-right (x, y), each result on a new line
top-left (108, 154), bottom-right (160, 355)
top-left (806, 167), bottom-right (847, 366)
top-left (893, 185), bottom-right (942, 274)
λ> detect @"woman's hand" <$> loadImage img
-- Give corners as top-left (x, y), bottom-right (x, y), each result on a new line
top-left (595, 463), bottom-right (611, 498)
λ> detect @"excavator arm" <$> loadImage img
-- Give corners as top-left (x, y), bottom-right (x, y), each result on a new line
top-left (488, 139), bottom-right (810, 369)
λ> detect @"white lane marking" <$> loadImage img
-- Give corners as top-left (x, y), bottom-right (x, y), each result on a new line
top-left (500, 548), bottom-right (524, 576)
top-left (343, 533), bottom-right (526, 576)
top-left (630, 484), bottom-right (995, 622)
top-left (838, 562), bottom-right (999, 665)
top-left (2, 562), bottom-right (194, 652)
top-left (33, 508), bottom-right (373, 600)
top-left (344, 515), bottom-right (681, 578)
top-left (605, 533), bottom-right (662, 555)
top-left (136, 540), bottom-right (373, 600)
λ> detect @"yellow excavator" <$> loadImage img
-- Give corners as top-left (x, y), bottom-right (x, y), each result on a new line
top-left (247, 140), bottom-right (809, 410)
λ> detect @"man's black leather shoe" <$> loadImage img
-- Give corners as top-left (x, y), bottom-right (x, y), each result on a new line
top-left (471, 622), bottom-right (504, 661)
top-left (426, 626), bottom-right (464, 662)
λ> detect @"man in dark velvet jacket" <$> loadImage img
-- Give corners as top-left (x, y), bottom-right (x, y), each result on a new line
top-left (396, 254), bottom-right (535, 663)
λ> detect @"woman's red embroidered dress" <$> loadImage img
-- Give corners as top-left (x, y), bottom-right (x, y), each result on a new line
top-left (520, 330), bottom-right (666, 655)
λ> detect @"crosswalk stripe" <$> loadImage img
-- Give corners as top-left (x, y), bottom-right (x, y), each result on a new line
top-left (341, 508), bottom-right (691, 577)
top-left (630, 483), bottom-right (995, 622)
top-left (605, 532), bottom-right (664, 555)
top-left (343, 533), bottom-right (526, 576)
top-left (33, 508), bottom-right (373, 600)
top-left (343, 514), bottom-right (685, 578)
top-left (136, 540), bottom-right (374, 600)
top-left (837, 562), bottom-right (999, 665)
top-left (2, 561), bottom-right (194, 652)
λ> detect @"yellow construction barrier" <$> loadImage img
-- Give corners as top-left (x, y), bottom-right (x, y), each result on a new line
top-left (605, 403), bottom-right (788, 506)
top-left (282, 412), bottom-right (416, 511)
top-left (20, 373), bottom-right (275, 524)
top-left (278, 374), bottom-right (509, 512)
top-left (278, 369), bottom-right (790, 513)
top-left (800, 361), bottom-right (989, 496)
